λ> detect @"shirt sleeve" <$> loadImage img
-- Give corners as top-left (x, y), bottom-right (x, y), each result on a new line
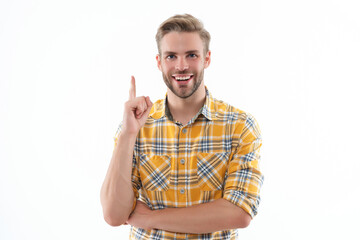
top-left (113, 123), bottom-right (141, 212)
top-left (222, 113), bottom-right (264, 218)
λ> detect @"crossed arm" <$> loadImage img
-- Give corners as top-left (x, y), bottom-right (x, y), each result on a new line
top-left (127, 198), bottom-right (251, 234)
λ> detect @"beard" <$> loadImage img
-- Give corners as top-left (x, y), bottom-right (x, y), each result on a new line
top-left (162, 69), bottom-right (204, 99)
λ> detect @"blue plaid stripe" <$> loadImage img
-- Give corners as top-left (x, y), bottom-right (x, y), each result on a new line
top-left (148, 171), bottom-right (168, 189)
top-left (197, 152), bottom-right (230, 190)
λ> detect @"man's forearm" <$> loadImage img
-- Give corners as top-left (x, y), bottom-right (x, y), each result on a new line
top-left (100, 132), bottom-right (137, 226)
top-left (148, 199), bottom-right (251, 233)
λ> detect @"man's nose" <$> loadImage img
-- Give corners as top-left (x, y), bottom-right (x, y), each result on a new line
top-left (175, 57), bottom-right (189, 71)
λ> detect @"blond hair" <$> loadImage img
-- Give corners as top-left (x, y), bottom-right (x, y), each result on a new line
top-left (156, 14), bottom-right (211, 55)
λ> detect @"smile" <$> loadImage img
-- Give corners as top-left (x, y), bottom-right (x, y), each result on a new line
top-left (172, 74), bottom-right (194, 81)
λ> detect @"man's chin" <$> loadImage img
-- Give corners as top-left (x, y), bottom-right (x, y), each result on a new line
top-left (173, 87), bottom-right (197, 99)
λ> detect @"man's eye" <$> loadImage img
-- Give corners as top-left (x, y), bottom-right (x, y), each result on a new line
top-left (188, 54), bottom-right (197, 58)
top-left (166, 55), bottom-right (176, 60)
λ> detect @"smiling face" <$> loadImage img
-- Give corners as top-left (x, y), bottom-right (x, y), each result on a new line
top-left (156, 31), bottom-right (211, 99)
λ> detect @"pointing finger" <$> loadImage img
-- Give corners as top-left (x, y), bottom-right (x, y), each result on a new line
top-left (129, 76), bottom-right (136, 100)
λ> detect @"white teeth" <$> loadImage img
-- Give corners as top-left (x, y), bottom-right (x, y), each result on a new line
top-left (174, 76), bottom-right (191, 81)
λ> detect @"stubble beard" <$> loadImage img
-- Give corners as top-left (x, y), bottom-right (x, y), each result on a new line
top-left (162, 70), bottom-right (204, 99)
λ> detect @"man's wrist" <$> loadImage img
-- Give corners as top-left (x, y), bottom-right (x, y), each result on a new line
top-left (147, 208), bottom-right (158, 230)
top-left (118, 130), bottom-right (138, 141)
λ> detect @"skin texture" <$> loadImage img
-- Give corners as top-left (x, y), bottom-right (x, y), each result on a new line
top-left (101, 31), bottom-right (252, 232)
top-left (100, 76), bottom-right (153, 226)
top-left (156, 31), bottom-right (211, 125)
top-left (157, 32), bottom-right (210, 99)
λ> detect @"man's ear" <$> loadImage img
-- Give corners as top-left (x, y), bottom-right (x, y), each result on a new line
top-left (156, 54), bottom-right (162, 71)
top-left (204, 50), bottom-right (211, 69)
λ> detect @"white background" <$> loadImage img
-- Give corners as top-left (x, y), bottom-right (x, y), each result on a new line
top-left (1, 0), bottom-right (359, 239)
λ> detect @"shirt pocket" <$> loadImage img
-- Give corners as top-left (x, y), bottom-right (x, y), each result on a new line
top-left (197, 152), bottom-right (230, 191)
top-left (139, 153), bottom-right (171, 191)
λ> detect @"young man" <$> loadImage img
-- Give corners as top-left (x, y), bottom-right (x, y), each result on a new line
top-left (101, 14), bottom-right (264, 239)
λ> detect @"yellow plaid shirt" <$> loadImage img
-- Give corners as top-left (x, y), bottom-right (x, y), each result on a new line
top-left (114, 89), bottom-right (263, 240)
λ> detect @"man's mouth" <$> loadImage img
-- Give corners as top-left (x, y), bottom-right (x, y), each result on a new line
top-left (172, 74), bottom-right (194, 82)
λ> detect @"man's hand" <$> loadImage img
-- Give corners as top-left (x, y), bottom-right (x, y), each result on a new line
top-left (121, 76), bottom-right (153, 135)
top-left (127, 200), bottom-right (153, 230)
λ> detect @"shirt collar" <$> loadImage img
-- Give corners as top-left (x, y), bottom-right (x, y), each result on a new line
top-left (201, 87), bottom-right (218, 121)
top-left (149, 87), bottom-right (218, 121)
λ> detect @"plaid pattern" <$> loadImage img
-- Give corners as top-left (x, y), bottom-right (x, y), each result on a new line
top-left (114, 88), bottom-right (263, 240)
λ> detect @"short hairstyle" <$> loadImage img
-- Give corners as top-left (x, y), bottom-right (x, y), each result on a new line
top-left (156, 14), bottom-right (211, 55)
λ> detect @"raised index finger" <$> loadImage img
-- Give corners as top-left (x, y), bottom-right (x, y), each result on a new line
top-left (129, 76), bottom-right (136, 100)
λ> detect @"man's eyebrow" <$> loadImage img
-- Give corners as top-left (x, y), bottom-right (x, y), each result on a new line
top-left (163, 50), bottom-right (200, 55)
top-left (163, 51), bottom-right (176, 55)
top-left (185, 50), bottom-right (200, 54)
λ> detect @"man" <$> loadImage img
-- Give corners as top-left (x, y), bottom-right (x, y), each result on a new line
top-left (101, 14), bottom-right (263, 239)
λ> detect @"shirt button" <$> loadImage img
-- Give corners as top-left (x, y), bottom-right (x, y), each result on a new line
top-left (182, 128), bottom-right (187, 134)
top-left (180, 159), bottom-right (185, 165)
top-left (180, 188), bottom-right (185, 194)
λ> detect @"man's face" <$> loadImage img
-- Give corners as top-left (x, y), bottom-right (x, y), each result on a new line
top-left (156, 32), bottom-right (211, 99)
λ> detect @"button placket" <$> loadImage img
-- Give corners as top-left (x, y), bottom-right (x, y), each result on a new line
top-left (177, 125), bottom-right (188, 201)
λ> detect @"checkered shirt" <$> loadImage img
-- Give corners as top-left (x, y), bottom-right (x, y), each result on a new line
top-left (114, 89), bottom-right (263, 240)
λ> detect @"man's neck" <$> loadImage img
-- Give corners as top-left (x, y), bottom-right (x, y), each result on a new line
top-left (167, 87), bottom-right (206, 125)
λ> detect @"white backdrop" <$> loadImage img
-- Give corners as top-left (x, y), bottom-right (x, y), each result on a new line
top-left (1, 0), bottom-right (359, 239)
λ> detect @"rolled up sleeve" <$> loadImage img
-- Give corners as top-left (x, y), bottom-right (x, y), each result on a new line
top-left (223, 114), bottom-right (264, 218)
